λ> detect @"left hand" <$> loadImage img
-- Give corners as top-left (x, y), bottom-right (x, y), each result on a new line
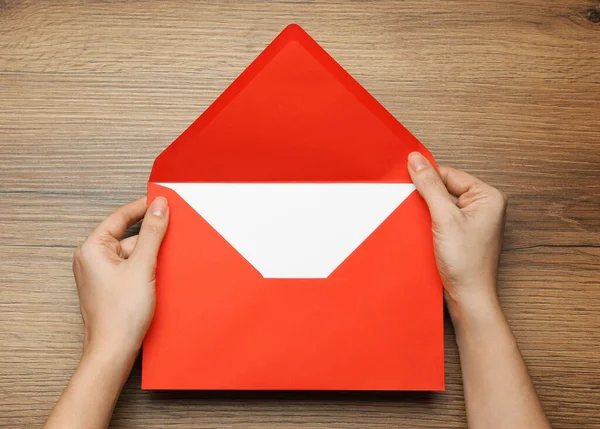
top-left (73, 197), bottom-right (169, 360)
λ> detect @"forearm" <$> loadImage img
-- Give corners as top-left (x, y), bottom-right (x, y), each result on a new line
top-left (44, 347), bottom-right (136, 429)
top-left (450, 292), bottom-right (550, 429)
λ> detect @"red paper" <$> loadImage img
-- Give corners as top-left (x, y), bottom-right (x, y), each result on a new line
top-left (143, 24), bottom-right (444, 390)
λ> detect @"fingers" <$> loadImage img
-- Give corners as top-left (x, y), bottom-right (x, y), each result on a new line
top-left (407, 152), bottom-right (456, 223)
top-left (120, 235), bottom-right (138, 259)
top-left (92, 197), bottom-right (147, 240)
top-left (438, 166), bottom-right (484, 197)
top-left (438, 166), bottom-right (507, 210)
top-left (131, 197), bottom-right (169, 267)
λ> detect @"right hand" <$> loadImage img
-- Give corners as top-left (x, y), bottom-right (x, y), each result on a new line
top-left (407, 152), bottom-right (508, 317)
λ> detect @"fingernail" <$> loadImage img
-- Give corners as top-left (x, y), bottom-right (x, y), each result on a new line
top-left (150, 197), bottom-right (168, 217)
top-left (408, 152), bottom-right (428, 172)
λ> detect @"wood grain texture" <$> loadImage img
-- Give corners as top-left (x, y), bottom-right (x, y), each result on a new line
top-left (0, 0), bottom-right (599, 427)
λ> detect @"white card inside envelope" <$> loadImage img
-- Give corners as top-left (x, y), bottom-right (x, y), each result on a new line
top-left (156, 183), bottom-right (416, 279)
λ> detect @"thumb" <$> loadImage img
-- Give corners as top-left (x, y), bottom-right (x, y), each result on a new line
top-left (132, 197), bottom-right (169, 267)
top-left (407, 152), bottom-right (455, 223)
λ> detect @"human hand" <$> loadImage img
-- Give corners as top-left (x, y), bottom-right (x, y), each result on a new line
top-left (43, 197), bottom-right (169, 429)
top-left (407, 152), bottom-right (507, 319)
top-left (73, 197), bottom-right (169, 362)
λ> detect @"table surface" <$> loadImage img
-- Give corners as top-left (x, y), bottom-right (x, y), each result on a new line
top-left (1, 1), bottom-right (599, 427)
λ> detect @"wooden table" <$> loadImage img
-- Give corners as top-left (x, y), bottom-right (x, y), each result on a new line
top-left (1, 1), bottom-right (599, 427)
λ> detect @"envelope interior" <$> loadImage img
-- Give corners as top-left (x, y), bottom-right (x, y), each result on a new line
top-left (156, 183), bottom-right (416, 278)
top-left (150, 28), bottom-right (424, 183)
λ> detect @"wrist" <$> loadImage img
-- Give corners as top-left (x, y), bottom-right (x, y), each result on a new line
top-left (446, 287), bottom-right (504, 334)
top-left (83, 327), bottom-right (142, 366)
top-left (81, 342), bottom-right (137, 384)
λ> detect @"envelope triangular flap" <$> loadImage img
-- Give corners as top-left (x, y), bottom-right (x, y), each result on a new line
top-left (149, 24), bottom-right (428, 183)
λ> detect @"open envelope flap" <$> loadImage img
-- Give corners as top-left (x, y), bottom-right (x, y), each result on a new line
top-left (149, 24), bottom-right (433, 183)
top-left (155, 183), bottom-right (416, 278)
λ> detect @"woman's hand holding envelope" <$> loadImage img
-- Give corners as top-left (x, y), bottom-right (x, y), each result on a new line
top-left (73, 196), bottom-right (170, 360)
top-left (407, 151), bottom-right (508, 318)
top-left (44, 196), bottom-right (170, 429)
top-left (408, 151), bottom-right (550, 429)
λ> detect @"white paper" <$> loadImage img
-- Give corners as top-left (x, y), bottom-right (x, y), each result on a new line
top-left (157, 183), bottom-right (415, 279)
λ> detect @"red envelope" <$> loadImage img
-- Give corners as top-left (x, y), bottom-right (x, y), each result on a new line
top-left (143, 24), bottom-right (444, 390)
